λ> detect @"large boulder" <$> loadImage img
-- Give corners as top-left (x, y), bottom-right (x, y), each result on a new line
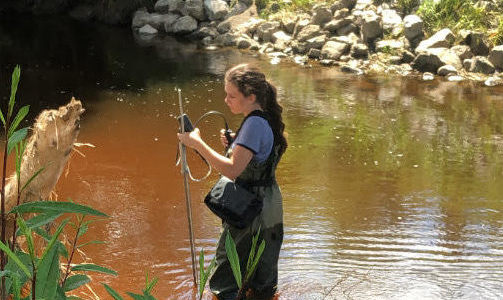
top-left (450, 45), bottom-right (473, 62)
top-left (204, 0), bottom-right (228, 20)
top-left (469, 56), bottom-right (495, 74)
top-left (460, 30), bottom-right (490, 56)
top-left (321, 40), bottom-right (350, 60)
top-left (324, 17), bottom-right (352, 33)
top-left (381, 9), bottom-right (402, 34)
top-left (182, 0), bottom-right (206, 21)
top-left (403, 14), bottom-right (423, 42)
top-left (415, 28), bottom-right (455, 53)
top-left (171, 15), bottom-right (198, 34)
top-left (311, 5), bottom-right (333, 26)
top-left (411, 49), bottom-right (445, 73)
top-left (488, 45), bottom-right (503, 69)
top-left (132, 9), bottom-right (150, 28)
top-left (331, 0), bottom-right (357, 12)
top-left (256, 21), bottom-right (281, 43)
top-left (297, 25), bottom-right (322, 42)
top-left (361, 11), bottom-right (382, 43)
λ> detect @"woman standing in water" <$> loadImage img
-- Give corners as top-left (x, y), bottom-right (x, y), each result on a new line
top-left (177, 64), bottom-right (287, 300)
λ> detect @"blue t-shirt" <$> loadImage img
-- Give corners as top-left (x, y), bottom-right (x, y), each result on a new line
top-left (232, 116), bottom-right (274, 163)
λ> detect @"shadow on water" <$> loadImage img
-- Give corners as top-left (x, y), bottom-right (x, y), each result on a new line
top-left (1, 12), bottom-right (503, 300)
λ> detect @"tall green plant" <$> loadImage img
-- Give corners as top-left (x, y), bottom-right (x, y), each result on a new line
top-left (0, 65), bottom-right (29, 300)
top-left (225, 228), bottom-right (265, 300)
top-left (103, 272), bottom-right (159, 300)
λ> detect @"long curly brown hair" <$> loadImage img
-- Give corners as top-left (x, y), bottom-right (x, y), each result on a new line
top-left (225, 64), bottom-right (287, 156)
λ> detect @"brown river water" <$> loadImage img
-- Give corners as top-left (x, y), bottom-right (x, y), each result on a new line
top-left (1, 14), bottom-right (503, 300)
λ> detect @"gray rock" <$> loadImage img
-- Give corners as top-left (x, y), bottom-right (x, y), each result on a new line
top-left (488, 45), bottom-right (503, 69)
top-left (469, 56), bottom-right (495, 74)
top-left (401, 50), bottom-right (415, 63)
top-left (320, 59), bottom-right (338, 66)
top-left (215, 32), bottom-right (237, 46)
top-left (291, 41), bottom-right (308, 54)
top-left (182, 0), bottom-right (206, 20)
top-left (256, 21), bottom-right (281, 43)
top-left (433, 47), bottom-right (462, 69)
top-left (227, 2), bottom-right (248, 18)
top-left (307, 48), bottom-right (321, 59)
top-left (330, 0), bottom-right (357, 12)
top-left (361, 11), bottom-right (382, 43)
top-left (350, 43), bottom-right (368, 58)
top-left (412, 51), bottom-right (445, 73)
top-left (375, 39), bottom-right (404, 53)
top-left (217, 20), bottom-right (231, 33)
top-left (389, 55), bottom-right (402, 65)
top-left (438, 65), bottom-right (458, 76)
top-left (312, 5), bottom-right (333, 26)
top-left (321, 40), bottom-right (350, 60)
top-left (272, 31), bottom-right (292, 43)
top-left (172, 15), bottom-right (198, 34)
top-left (423, 72), bottom-right (435, 81)
top-left (190, 26), bottom-right (218, 38)
top-left (460, 30), bottom-right (490, 56)
top-left (154, 0), bottom-right (171, 13)
top-left (163, 13), bottom-right (182, 32)
top-left (341, 64), bottom-right (364, 74)
top-left (450, 45), bottom-right (473, 62)
top-left (297, 25), bottom-right (322, 42)
top-left (415, 28), bottom-right (454, 53)
top-left (403, 14), bottom-right (423, 41)
top-left (132, 9), bottom-right (151, 28)
top-left (324, 17), bottom-right (352, 33)
top-left (305, 35), bottom-right (327, 50)
top-left (333, 8), bottom-right (350, 20)
top-left (293, 19), bottom-right (311, 39)
top-left (381, 9), bottom-right (402, 32)
top-left (165, 0), bottom-right (184, 13)
top-left (236, 37), bottom-right (252, 49)
top-left (281, 16), bottom-right (297, 34)
top-left (204, 0), bottom-right (228, 20)
top-left (463, 58), bottom-right (472, 70)
top-left (139, 24), bottom-right (158, 35)
top-left (337, 23), bottom-right (358, 36)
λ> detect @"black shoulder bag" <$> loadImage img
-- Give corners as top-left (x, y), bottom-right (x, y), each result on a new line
top-left (204, 110), bottom-right (273, 229)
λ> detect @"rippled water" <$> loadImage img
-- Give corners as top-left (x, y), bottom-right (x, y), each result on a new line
top-left (1, 14), bottom-right (503, 300)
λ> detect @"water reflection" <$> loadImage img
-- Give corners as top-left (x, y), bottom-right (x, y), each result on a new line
top-left (1, 13), bottom-right (503, 299)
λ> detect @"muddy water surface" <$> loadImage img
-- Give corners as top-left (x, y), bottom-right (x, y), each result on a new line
top-left (1, 14), bottom-right (503, 300)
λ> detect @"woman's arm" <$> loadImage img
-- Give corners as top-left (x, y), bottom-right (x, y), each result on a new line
top-left (178, 128), bottom-right (253, 180)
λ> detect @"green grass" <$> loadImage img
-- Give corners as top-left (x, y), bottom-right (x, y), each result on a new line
top-left (417, 0), bottom-right (503, 45)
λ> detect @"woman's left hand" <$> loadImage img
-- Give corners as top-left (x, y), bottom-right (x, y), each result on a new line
top-left (177, 128), bottom-right (202, 149)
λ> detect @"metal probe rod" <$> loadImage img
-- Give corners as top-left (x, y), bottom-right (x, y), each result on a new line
top-left (177, 88), bottom-right (198, 287)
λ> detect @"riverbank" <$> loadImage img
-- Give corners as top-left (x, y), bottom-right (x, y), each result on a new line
top-left (130, 0), bottom-right (503, 86)
top-left (2, 0), bottom-right (503, 86)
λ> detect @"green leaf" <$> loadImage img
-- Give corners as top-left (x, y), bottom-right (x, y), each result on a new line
top-left (24, 212), bottom-right (62, 230)
top-left (103, 283), bottom-right (125, 300)
top-left (7, 127), bottom-right (28, 155)
top-left (198, 250), bottom-right (205, 297)
top-left (9, 65), bottom-right (21, 118)
top-left (77, 240), bottom-right (104, 248)
top-left (245, 239), bottom-right (265, 282)
top-left (17, 217), bottom-right (36, 262)
top-left (21, 166), bottom-right (45, 192)
top-left (11, 201), bottom-right (108, 217)
top-left (0, 241), bottom-right (31, 278)
top-left (225, 231), bottom-right (241, 288)
top-left (11, 272), bottom-right (21, 300)
top-left (34, 227), bottom-right (51, 241)
top-left (77, 222), bottom-right (88, 238)
top-left (63, 274), bottom-right (90, 292)
top-left (125, 292), bottom-right (146, 300)
top-left (38, 219), bottom-right (69, 265)
top-left (8, 105), bottom-right (29, 138)
top-left (36, 245), bottom-right (60, 300)
top-left (71, 264), bottom-right (117, 275)
top-left (0, 107), bottom-right (5, 126)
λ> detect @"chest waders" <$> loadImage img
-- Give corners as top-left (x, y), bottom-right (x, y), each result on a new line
top-left (210, 111), bottom-right (284, 300)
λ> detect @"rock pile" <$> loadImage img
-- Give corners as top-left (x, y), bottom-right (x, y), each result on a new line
top-left (132, 0), bottom-right (503, 84)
